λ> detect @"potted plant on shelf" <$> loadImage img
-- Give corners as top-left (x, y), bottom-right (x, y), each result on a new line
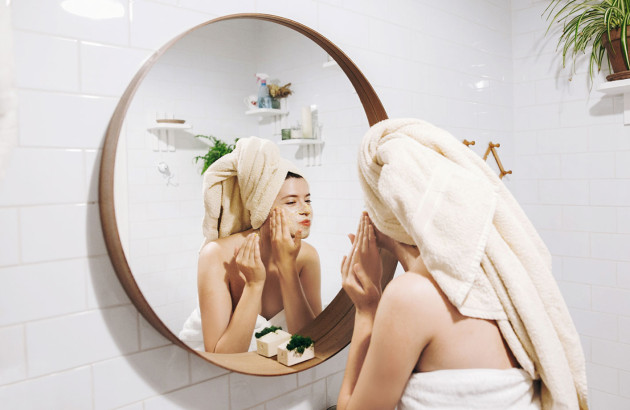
top-left (193, 135), bottom-right (237, 174)
top-left (267, 82), bottom-right (293, 110)
top-left (545, 0), bottom-right (630, 82)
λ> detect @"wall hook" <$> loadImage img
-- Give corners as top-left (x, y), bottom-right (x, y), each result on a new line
top-left (483, 142), bottom-right (512, 179)
top-left (462, 139), bottom-right (475, 147)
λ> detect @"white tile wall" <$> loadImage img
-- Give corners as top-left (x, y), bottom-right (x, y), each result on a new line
top-left (5, 0), bottom-right (626, 408)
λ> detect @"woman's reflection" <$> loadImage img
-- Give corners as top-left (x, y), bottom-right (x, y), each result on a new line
top-left (179, 137), bottom-right (322, 353)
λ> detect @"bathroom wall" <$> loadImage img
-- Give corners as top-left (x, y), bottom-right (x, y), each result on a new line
top-left (0, 0), bottom-right (523, 409)
top-left (511, 1), bottom-right (630, 408)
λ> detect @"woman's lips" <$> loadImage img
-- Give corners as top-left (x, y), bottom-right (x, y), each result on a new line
top-left (299, 220), bottom-right (311, 227)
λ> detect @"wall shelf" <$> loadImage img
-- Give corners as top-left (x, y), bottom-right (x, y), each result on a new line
top-left (149, 123), bottom-right (192, 130)
top-left (278, 139), bottom-right (324, 146)
top-left (597, 78), bottom-right (630, 124)
top-left (245, 108), bottom-right (288, 117)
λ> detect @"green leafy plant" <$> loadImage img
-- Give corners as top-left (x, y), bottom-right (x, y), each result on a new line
top-left (193, 135), bottom-right (238, 174)
top-left (255, 326), bottom-right (283, 339)
top-left (285, 334), bottom-right (313, 355)
top-left (545, 0), bottom-right (630, 80)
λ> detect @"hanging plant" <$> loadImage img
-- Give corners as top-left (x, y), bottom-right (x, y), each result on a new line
top-left (193, 135), bottom-right (238, 174)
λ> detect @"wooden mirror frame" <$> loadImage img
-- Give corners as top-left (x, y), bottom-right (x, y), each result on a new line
top-left (99, 13), bottom-right (394, 375)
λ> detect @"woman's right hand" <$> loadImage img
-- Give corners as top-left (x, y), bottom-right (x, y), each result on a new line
top-left (341, 213), bottom-right (382, 313)
top-left (234, 233), bottom-right (266, 286)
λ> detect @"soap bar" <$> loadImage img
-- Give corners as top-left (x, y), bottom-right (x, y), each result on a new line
top-left (277, 341), bottom-right (315, 366)
top-left (256, 330), bottom-right (292, 357)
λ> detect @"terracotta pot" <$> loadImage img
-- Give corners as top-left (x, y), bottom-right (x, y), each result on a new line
top-left (602, 27), bottom-right (630, 81)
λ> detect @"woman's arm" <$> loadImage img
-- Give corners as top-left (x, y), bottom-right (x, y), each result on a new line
top-left (198, 233), bottom-right (265, 353)
top-left (270, 208), bottom-right (320, 333)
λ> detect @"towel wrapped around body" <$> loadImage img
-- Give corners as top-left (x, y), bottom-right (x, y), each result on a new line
top-left (358, 118), bottom-right (587, 410)
top-left (201, 136), bottom-right (300, 246)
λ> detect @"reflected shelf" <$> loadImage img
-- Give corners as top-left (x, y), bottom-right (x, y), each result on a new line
top-left (149, 123), bottom-right (192, 130)
top-left (278, 139), bottom-right (324, 146)
top-left (245, 108), bottom-right (288, 117)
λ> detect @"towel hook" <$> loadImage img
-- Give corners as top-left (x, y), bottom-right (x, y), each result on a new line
top-left (483, 142), bottom-right (512, 179)
top-left (462, 139), bottom-right (476, 147)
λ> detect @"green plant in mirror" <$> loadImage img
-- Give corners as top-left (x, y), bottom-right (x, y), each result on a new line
top-left (193, 135), bottom-right (238, 174)
top-left (545, 0), bottom-right (630, 81)
top-left (286, 334), bottom-right (313, 354)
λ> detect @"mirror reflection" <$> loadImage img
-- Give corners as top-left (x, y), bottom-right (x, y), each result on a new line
top-left (114, 18), bottom-right (369, 353)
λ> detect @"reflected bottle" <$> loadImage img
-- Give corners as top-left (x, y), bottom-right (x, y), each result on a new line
top-left (257, 78), bottom-right (271, 109)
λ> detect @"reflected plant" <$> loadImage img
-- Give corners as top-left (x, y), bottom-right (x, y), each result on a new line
top-left (193, 135), bottom-right (238, 174)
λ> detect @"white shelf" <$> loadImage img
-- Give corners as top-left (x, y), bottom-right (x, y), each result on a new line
top-left (150, 123), bottom-right (192, 130)
top-left (597, 79), bottom-right (630, 124)
top-left (279, 139), bottom-right (324, 146)
top-left (245, 108), bottom-right (288, 117)
top-left (322, 60), bottom-right (339, 69)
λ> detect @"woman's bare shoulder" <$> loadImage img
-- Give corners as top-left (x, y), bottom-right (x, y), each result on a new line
top-left (380, 271), bottom-right (446, 320)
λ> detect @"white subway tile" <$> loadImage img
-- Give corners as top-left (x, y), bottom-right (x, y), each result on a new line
top-left (558, 281), bottom-right (591, 310)
top-left (0, 366), bottom-right (92, 410)
top-left (591, 233), bottom-right (630, 262)
top-left (592, 339), bottom-right (630, 372)
top-left (0, 259), bottom-right (87, 326)
top-left (592, 286), bottom-right (630, 316)
top-left (12, 0), bottom-right (129, 45)
top-left (13, 31), bottom-right (79, 92)
top-left (616, 151), bottom-right (630, 178)
top-left (537, 127), bottom-right (588, 154)
top-left (178, 0), bottom-right (254, 16)
top-left (229, 372), bottom-right (297, 409)
top-left (86, 255), bottom-right (130, 309)
top-left (622, 317), bottom-right (630, 344)
top-left (619, 263), bottom-right (630, 289)
top-left (515, 154), bottom-right (561, 179)
top-left (0, 148), bottom-right (85, 206)
top-left (0, 325), bottom-right (26, 384)
top-left (508, 179), bottom-right (539, 204)
top-left (144, 376), bottom-right (230, 409)
top-left (569, 308), bottom-right (617, 340)
top-left (521, 205), bottom-right (562, 230)
top-left (254, 0), bottom-right (318, 29)
top-left (18, 90), bottom-right (117, 148)
top-left (264, 379), bottom-right (326, 410)
top-left (562, 206), bottom-right (617, 233)
top-left (26, 306), bottom-right (139, 376)
top-left (189, 353), bottom-right (229, 384)
top-left (325, 370), bottom-right (344, 408)
top-left (587, 362), bottom-right (619, 394)
top-left (81, 42), bottom-right (152, 96)
top-left (619, 208), bottom-right (630, 234)
top-left (129, 0), bottom-right (211, 51)
top-left (589, 388), bottom-right (630, 409)
top-left (589, 124), bottom-right (630, 152)
top-left (562, 257), bottom-right (616, 286)
top-left (318, 4), bottom-right (370, 49)
top-left (0, 208), bottom-right (19, 266)
top-left (590, 180), bottom-right (630, 207)
top-left (539, 180), bottom-right (589, 205)
top-left (620, 370), bottom-right (630, 398)
top-left (93, 345), bottom-right (189, 410)
top-left (298, 345), bottom-right (348, 386)
top-left (539, 229), bottom-right (589, 257)
top-left (562, 152), bottom-right (615, 179)
top-left (20, 204), bottom-right (101, 263)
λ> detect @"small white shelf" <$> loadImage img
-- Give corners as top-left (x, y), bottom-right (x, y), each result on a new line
top-left (279, 139), bottom-right (324, 146)
top-left (150, 123), bottom-right (192, 130)
top-left (322, 60), bottom-right (339, 69)
top-left (245, 108), bottom-right (288, 117)
top-left (597, 79), bottom-right (630, 124)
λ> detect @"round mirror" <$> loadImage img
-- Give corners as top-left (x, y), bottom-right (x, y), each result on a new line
top-left (99, 14), bottom-right (392, 375)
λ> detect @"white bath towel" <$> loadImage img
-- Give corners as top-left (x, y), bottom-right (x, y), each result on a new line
top-left (397, 368), bottom-right (541, 410)
top-left (179, 307), bottom-right (288, 352)
top-left (358, 118), bottom-right (587, 410)
top-left (201, 136), bottom-right (300, 246)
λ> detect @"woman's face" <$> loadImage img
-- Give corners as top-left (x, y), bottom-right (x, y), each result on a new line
top-left (270, 177), bottom-right (312, 238)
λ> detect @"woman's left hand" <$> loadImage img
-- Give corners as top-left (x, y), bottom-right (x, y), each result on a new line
top-left (270, 207), bottom-right (302, 274)
top-left (341, 212), bottom-right (383, 313)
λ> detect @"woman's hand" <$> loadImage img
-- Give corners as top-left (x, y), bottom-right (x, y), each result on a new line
top-left (341, 213), bottom-right (383, 313)
top-left (270, 207), bottom-right (302, 275)
top-left (234, 233), bottom-right (266, 286)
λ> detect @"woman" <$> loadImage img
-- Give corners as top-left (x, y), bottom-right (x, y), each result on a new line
top-left (337, 118), bottom-right (587, 409)
top-left (179, 137), bottom-right (322, 353)
top-left (198, 172), bottom-right (322, 353)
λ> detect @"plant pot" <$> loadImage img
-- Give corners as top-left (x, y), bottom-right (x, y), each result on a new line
top-left (271, 98), bottom-right (281, 109)
top-left (602, 27), bottom-right (630, 81)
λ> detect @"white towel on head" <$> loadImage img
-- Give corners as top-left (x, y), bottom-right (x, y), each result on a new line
top-left (201, 136), bottom-right (300, 246)
top-left (358, 118), bottom-right (587, 410)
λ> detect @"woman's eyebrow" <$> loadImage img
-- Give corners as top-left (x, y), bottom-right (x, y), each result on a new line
top-left (281, 193), bottom-right (311, 199)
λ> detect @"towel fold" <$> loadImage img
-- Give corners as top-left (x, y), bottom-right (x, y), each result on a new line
top-left (358, 118), bottom-right (587, 410)
top-left (398, 368), bottom-right (541, 410)
top-left (201, 136), bottom-right (300, 246)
